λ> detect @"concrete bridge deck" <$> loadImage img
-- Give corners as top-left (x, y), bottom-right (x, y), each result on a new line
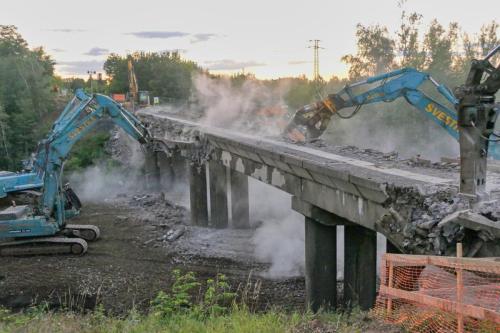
top-left (137, 107), bottom-right (500, 311)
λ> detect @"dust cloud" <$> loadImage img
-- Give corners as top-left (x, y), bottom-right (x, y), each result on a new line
top-left (192, 75), bottom-right (400, 279)
top-left (323, 98), bottom-right (459, 161)
top-left (68, 129), bottom-right (145, 203)
top-left (193, 74), bottom-right (288, 137)
top-left (191, 75), bottom-right (308, 278)
top-left (249, 179), bottom-right (305, 278)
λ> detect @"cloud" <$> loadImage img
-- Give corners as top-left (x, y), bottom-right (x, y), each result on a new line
top-left (47, 28), bottom-right (86, 33)
top-left (190, 33), bottom-right (219, 44)
top-left (51, 48), bottom-right (65, 53)
top-left (56, 60), bottom-right (104, 75)
top-left (126, 31), bottom-right (189, 39)
top-left (288, 60), bottom-right (311, 65)
top-left (84, 47), bottom-right (110, 56)
top-left (204, 59), bottom-right (266, 70)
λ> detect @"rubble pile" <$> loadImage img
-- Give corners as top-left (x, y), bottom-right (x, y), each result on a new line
top-left (307, 140), bottom-right (460, 172)
top-left (115, 192), bottom-right (189, 248)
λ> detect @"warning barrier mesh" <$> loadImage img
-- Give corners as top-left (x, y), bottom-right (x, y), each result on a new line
top-left (373, 253), bottom-right (500, 333)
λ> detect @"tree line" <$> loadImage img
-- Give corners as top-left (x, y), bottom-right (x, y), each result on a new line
top-left (104, 51), bottom-right (201, 103)
top-left (0, 25), bottom-right (56, 170)
top-left (0, 12), bottom-right (498, 170)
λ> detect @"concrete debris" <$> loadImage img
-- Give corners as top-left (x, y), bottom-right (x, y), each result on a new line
top-left (440, 210), bottom-right (500, 239)
top-left (166, 226), bottom-right (186, 241)
top-left (380, 184), bottom-right (500, 256)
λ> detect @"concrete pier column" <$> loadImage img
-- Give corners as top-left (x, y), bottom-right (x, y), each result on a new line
top-left (171, 151), bottom-right (188, 183)
top-left (230, 169), bottom-right (249, 229)
top-left (305, 217), bottom-right (337, 312)
top-left (209, 160), bottom-right (228, 228)
top-left (344, 225), bottom-right (377, 310)
top-left (157, 152), bottom-right (174, 188)
top-left (144, 149), bottom-right (160, 191)
top-left (189, 162), bottom-right (208, 227)
top-left (292, 197), bottom-right (348, 312)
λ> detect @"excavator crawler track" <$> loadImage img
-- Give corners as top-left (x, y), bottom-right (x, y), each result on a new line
top-left (0, 237), bottom-right (88, 256)
top-left (64, 224), bottom-right (100, 241)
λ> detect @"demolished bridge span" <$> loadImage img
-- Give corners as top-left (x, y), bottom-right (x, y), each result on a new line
top-left (137, 108), bottom-right (500, 258)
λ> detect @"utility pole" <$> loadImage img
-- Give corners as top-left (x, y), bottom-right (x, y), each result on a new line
top-left (87, 70), bottom-right (96, 94)
top-left (308, 39), bottom-right (323, 82)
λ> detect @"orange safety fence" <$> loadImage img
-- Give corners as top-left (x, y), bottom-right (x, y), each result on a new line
top-left (373, 246), bottom-right (500, 333)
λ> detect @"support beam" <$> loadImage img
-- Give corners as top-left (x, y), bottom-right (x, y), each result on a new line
top-left (344, 225), bottom-right (377, 310)
top-left (305, 217), bottom-right (337, 312)
top-left (144, 149), bottom-right (160, 191)
top-left (209, 160), bottom-right (229, 228)
top-left (189, 162), bottom-right (208, 227)
top-left (230, 170), bottom-right (249, 229)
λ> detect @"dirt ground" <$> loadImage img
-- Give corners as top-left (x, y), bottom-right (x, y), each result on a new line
top-left (0, 197), bottom-right (305, 314)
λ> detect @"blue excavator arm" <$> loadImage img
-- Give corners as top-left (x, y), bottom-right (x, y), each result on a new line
top-left (284, 67), bottom-right (500, 159)
top-left (0, 89), bottom-right (151, 244)
top-left (34, 89), bottom-right (151, 221)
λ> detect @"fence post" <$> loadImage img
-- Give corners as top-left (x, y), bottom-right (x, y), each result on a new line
top-left (387, 256), bottom-right (394, 317)
top-left (457, 243), bottom-right (464, 333)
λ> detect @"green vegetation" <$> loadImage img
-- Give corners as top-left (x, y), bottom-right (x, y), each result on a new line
top-left (342, 12), bottom-right (498, 86)
top-left (0, 307), bottom-right (389, 333)
top-left (0, 270), bottom-right (391, 333)
top-left (0, 25), bottom-right (56, 170)
top-left (64, 133), bottom-right (111, 172)
top-left (104, 51), bottom-right (201, 103)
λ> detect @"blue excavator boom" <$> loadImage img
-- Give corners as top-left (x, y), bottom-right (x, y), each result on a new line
top-left (285, 45), bottom-right (500, 200)
top-left (0, 89), bottom-right (151, 255)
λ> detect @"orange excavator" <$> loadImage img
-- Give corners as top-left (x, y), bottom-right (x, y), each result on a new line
top-left (128, 56), bottom-right (139, 111)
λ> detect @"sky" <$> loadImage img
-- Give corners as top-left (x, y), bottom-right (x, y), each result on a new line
top-left (1, 0), bottom-right (498, 79)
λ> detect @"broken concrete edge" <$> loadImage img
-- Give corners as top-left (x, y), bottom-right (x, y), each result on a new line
top-left (137, 110), bottom-right (500, 257)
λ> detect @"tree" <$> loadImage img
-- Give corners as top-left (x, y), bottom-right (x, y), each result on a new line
top-left (478, 21), bottom-right (499, 56)
top-left (0, 25), bottom-right (28, 56)
top-left (284, 76), bottom-right (316, 110)
top-left (423, 20), bottom-right (459, 83)
top-left (104, 53), bottom-right (128, 93)
top-left (341, 24), bottom-right (395, 80)
top-left (0, 25), bottom-right (55, 169)
top-left (104, 51), bottom-right (201, 102)
top-left (396, 11), bottom-right (426, 69)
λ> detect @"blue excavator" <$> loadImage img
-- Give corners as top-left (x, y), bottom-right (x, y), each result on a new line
top-left (285, 45), bottom-right (500, 201)
top-left (0, 89), bottom-right (151, 255)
